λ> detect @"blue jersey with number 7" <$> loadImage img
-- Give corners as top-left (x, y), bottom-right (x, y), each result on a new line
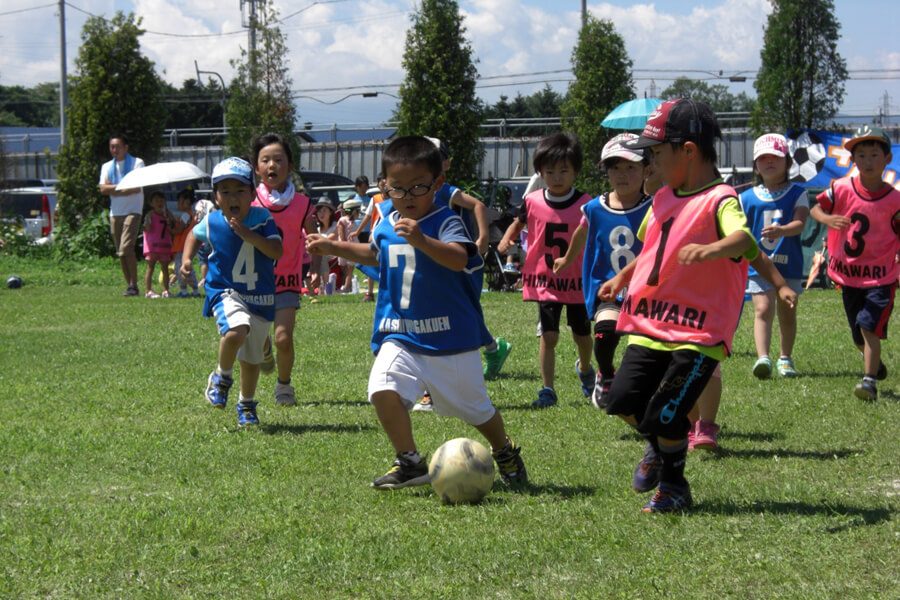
top-left (370, 205), bottom-right (492, 355)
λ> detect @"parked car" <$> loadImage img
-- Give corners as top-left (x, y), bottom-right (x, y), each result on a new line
top-left (0, 184), bottom-right (57, 240)
top-left (297, 170), bottom-right (355, 208)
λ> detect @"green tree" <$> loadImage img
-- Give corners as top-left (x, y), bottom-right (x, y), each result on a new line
top-left (56, 12), bottom-right (165, 240)
top-left (0, 83), bottom-right (59, 127)
top-left (560, 14), bottom-right (634, 195)
top-left (661, 78), bottom-right (755, 112)
top-left (163, 78), bottom-right (225, 133)
top-left (662, 77), bottom-right (756, 128)
top-left (484, 86), bottom-right (564, 136)
top-left (394, 0), bottom-right (484, 183)
top-left (225, 3), bottom-right (298, 161)
top-left (751, 0), bottom-right (847, 133)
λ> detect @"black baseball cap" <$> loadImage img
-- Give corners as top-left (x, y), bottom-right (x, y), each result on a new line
top-left (625, 99), bottom-right (719, 149)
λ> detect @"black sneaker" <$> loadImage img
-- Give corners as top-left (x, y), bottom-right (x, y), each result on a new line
top-left (372, 454), bottom-right (430, 489)
top-left (492, 439), bottom-right (528, 484)
top-left (853, 378), bottom-right (878, 401)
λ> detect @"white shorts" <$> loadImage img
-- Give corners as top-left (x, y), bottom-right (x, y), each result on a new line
top-left (746, 275), bottom-right (803, 296)
top-left (368, 340), bottom-right (496, 426)
top-left (213, 290), bottom-right (271, 364)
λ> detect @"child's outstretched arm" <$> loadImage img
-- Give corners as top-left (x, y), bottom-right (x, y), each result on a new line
top-left (352, 212), bottom-right (372, 240)
top-left (450, 190), bottom-right (490, 254)
top-left (553, 223), bottom-right (587, 274)
top-left (598, 260), bottom-right (637, 301)
top-left (308, 234), bottom-right (378, 266)
top-left (498, 220), bottom-right (524, 254)
top-left (678, 230), bottom-right (753, 265)
top-left (180, 231), bottom-right (200, 284)
top-left (750, 251), bottom-right (797, 308)
top-left (810, 203), bottom-right (849, 231)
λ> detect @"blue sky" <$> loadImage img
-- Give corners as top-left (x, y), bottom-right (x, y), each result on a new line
top-left (1, 0), bottom-right (897, 127)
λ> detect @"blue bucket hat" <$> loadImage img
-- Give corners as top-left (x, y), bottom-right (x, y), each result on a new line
top-left (212, 156), bottom-right (253, 186)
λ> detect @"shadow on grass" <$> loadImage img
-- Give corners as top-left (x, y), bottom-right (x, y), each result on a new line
top-left (695, 499), bottom-right (893, 529)
top-left (479, 481), bottom-right (597, 501)
top-left (797, 370), bottom-right (863, 378)
top-left (877, 389), bottom-right (900, 402)
top-left (720, 429), bottom-right (784, 443)
top-left (485, 371), bottom-right (541, 383)
top-left (302, 399), bottom-right (371, 408)
top-left (716, 447), bottom-right (860, 460)
top-left (257, 423), bottom-right (377, 436)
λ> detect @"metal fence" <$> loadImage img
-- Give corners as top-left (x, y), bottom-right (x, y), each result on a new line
top-left (2, 134), bottom-right (766, 182)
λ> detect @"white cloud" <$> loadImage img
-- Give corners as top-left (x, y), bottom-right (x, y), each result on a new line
top-left (0, 0), bottom-right (895, 123)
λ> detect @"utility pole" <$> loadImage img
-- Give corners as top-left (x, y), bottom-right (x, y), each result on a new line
top-left (241, 0), bottom-right (263, 85)
top-left (581, 0), bottom-right (587, 27)
top-left (248, 0), bottom-right (257, 56)
top-left (58, 0), bottom-right (67, 147)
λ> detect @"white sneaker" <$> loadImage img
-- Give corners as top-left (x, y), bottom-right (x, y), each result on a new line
top-left (274, 384), bottom-right (297, 407)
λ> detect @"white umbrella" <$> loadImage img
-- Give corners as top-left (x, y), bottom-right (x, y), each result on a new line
top-left (115, 161), bottom-right (207, 190)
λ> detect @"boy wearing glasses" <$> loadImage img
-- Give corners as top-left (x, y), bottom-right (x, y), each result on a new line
top-left (307, 136), bottom-right (527, 490)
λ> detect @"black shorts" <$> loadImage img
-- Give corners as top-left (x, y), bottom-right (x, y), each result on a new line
top-left (842, 283), bottom-right (896, 345)
top-left (606, 344), bottom-right (718, 440)
top-left (537, 301), bottom-right (590, 336)
top-left (358, 231), bottom-right (370, 244)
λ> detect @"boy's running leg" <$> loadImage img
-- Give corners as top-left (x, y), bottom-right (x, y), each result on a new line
top-left (574, 332), bottom-right (596, 398)
top-left (371, 390), bottom-right (429, 489)
top-left (473, 409), bottom-right (527, 484)
top-left (635, 349), bottom-right (717, 513)
top-left (642, 437), bottom-right (693, 514)
top-left (592, 318), bottom-right (620, 408)
top-left (483, 336), bottom-right (512, 379)
top-left (855, 329), bottom-right (882, 400)
top-left (206, 326), bottom-right (248, 408)
top-left (539, 331), bottom-right (558, 390)
top-left (272, 308), bottom-right (298, 405)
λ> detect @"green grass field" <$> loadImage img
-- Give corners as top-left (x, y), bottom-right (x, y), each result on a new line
top-left (1, 256), bottom-right (898, 599)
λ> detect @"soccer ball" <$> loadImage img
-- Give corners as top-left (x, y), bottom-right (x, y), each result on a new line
top-left (429, 438), bottom-right (495, 504)
top-left (6, 275), bottom-right (23, 289)
top-left (787, 130), bottom-right (826, 183)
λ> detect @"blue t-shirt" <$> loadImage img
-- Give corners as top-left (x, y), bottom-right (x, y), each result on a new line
top-left (581, 192), bottom-right (652, 316)
top-left (356, 193), bottom-right (372, 233)
top-left (370, 204), bottom-right (492, 355)
top-left (193, 206), bottom-right (281, 321)
top-left (740, 184), bottom-right (807, 279)
top-left (435, 183), bottom-right (476, 238)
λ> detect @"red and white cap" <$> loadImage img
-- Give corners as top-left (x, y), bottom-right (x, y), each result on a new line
top-left (753, 133), bottom-right (788, 160)
top-left (601, 133), bottom-right (645, 164)
top-left (625, 99), bottom-right (717, 149)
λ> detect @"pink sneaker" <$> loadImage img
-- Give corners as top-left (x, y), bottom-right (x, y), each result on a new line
top-left (692, 419), bottom-right (720, 451)
top-left (687, 420), bottom-right (699, 451)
